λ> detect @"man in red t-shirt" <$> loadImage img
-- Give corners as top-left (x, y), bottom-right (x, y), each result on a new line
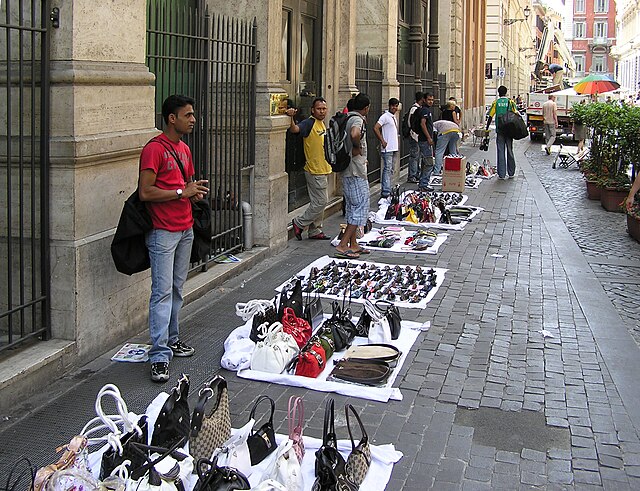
top-left (139, 95), bottom-right (209, 382)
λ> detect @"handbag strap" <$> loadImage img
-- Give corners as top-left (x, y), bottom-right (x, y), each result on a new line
top-left (128, 437), bottom-right (187, 480)
top-left (345, 404), bottom-right (368, 452)
top-left (364, 299), bottom-right (384, 321)
top-left (191, 375), bottom-right (228, 434)
top-left (288, 396), bottom-right (304, 437)
top-left (150, 137), bottom-right (189, 183)
top-left (322, 398), bottom-right (337, 447)
top-left (249, 395), bottom-right (275, 429)
top-left (235, 299), bottom-right (274, 321)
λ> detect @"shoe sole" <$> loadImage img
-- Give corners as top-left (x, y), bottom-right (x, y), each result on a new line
top-left (151, 373), bottom-right (169, 382)
top-left (171, 350), bottom-right (194, 357)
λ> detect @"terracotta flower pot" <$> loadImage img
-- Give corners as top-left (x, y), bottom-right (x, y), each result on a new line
top-left (628, 214), bottom-right (640, 243)
top-left (600, 188), bottom-right (628, 213)
top-left (585, 180), bottom-right (601, 200)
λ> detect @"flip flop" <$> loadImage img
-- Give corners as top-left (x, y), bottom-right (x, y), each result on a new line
top-left (353, 248), bottom-right (371, 255)
top-left (334, 250), bottom-right (360, 259)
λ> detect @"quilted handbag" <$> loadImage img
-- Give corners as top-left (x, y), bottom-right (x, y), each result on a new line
top-left (250, 322), bottom-right (299, 373)
top-left (375, 300), bottom-right (402, 340)
top-left (312, 399), bottom-right (357, 491)
top-left (151, 374), bottom-right (191, 448)
top-left (193, 457), bottom-right (250, 491)
top-left (281, 307), bottom-right (312, 348)
top-left (190, 375), bottom-right (232, 462)
top-left (247, 396), bottom-right (278, 466)
top-left (293, 343), bottom-right (327, 378)
top-left (288, 396), bottom-right (305, 463)
top-left (344, 404), bottom-right (372, 486)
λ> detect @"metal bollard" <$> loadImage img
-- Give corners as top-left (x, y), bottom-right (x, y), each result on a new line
top-left (241, 201), bottom-right (253, 250)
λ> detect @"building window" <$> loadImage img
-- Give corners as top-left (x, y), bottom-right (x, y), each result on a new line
top-left (594, 22), bottom-right (607, 39)
top-left (574, 54), bottom-right (585, 74)
top-left (575, 0), bottom-right (585, 12)
top-left (592, 55), bottom-right (606, 73)
top-left (594, 0), bottom-right (608, 12)
top-left (574, 22), bottom-right (585, 38)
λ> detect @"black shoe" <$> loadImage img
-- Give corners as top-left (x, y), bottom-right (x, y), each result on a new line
top-left (419, 186), bottom-right (434, 192)
top-left (292, 220), bottom-right (303, 240)
top-left (150, 362), bottom-right (170, 382)
top-left (169, 339), bottom-right (195, 357)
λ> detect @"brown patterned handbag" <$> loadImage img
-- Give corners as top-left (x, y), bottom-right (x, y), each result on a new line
top-left (345, 404), bottom-right (371, 486)
top-left (190, 376), bottom-right (232, 462)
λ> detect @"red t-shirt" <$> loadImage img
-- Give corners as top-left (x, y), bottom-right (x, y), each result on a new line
top-left (139, 133), bottom-right (195, 232)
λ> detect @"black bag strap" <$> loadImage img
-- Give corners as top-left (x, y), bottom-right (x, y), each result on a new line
top-left (5, 457), bottom-right (35, 491)
top-left (322, 398), bottom-right (337, 447)
top-left (249, 395), bottom-right (275, 429)
top-left (149, 137), bottom-right (190, 183)
top-left (191, 376), bottom-right (227, 435)
top-left (128, 436), bottom-right (187, 480)
top-left (345, 404), bottom-right (368, 452)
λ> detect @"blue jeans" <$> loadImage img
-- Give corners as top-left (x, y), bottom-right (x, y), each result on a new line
top-left (380, 151), bottom-right (397, 197)
top-left (434, 132), bottom-right (460, 175)
top-left (146, 228), bottom-right (194, 363)
top-left (406, 138), bottom-right (420, 181)
top-left (418, 141), bottom-right (434, 189)
top-left (496, 132), bottom-right (516, 178)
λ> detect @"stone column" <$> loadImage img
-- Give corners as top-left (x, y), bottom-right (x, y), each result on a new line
top-left (409, 0), bottom-right (424, 91)
top-left (428, 0), bottom-right (441, 102)
top-left (48, 0), bottom-right (157, 360)
top-left (338, 0), bottom-right (359, 106)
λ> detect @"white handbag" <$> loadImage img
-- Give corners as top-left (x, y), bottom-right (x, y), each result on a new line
top-left (364, 300), bottom-right (392, 344)
top-left (213, 419), bottom-right (254, 477)
top-left (251, 479), bottom-right (288, 491)
top-left (250, 322), bottom-right (299, 373)
top-left (248, 439), bottom-right (302, 491)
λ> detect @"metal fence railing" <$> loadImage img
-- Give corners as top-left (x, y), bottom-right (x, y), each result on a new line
top-left (355, 53), bottom-right (383, 183)
top-left (0, 0), bottom-right (51, 354)
top-left (146, 0), bottom-right (256, 268)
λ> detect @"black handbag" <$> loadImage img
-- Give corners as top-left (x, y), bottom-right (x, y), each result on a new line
top-left (375, 300), bottom-right (402, 340)
top-left (249, 301), bottom-right (278, 343)
top-left (151, 374), bottom-right (191, 448)
top-left (246, 395), bottom-right (277, 466)
top-left (100, 415), bottom-right (149, 479)
top-left (194, 457), bottom-right (250, 491)
top-left (277, 278), bottom-right (304, 319)
top-left (303, 291), bottom-right (324, 330)
top-left (312, 399), bottom-right (358, 491)
top-left (110, 188), bottom-right (153, 275)
top-left (126, 438), bottom-right (190, 486)
top-left (324, 301), bottom-right (356, 351)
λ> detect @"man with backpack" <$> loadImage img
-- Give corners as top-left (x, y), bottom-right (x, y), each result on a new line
top-left (335, 93), bottom-right (371, 259)
top-left (285, 97), bottom-right (332, 240)
top-left (402, 92), bottom-right (424, 183)
top-left (373, 98), bottom-right (400, 198)
top-left (416, 92), bottom-right (436, 192)
top-left (486, 85), bottom-right (519, 179)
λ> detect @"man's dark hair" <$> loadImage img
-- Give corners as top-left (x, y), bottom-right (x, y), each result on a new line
top-left (388, 97), bottom-right (400, 106)
top-left (346, 97), bottom-right (355, 111)
top-left (498, 85), bottom-right (508, 97)
top-left (415, 91), bottom-right (424, 103)
top-left (162, 95), bottom-right (195, 124)
top-left (424, 92), bottom-right (433, 98)
top-left (311, 97), bottom-right (326, 108)
top-left (352, 93), bottom-right (370, 111)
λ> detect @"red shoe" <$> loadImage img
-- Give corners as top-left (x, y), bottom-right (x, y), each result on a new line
top-left (292, 220), bottom-right (303, 240)
top-left (309, 232), bottom-right (331, 240)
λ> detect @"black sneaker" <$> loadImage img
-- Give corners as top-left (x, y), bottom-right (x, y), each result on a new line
top-left (169, 339), bottom-right (195, 357)
top-left (150, 362), bottom-right (170, 383)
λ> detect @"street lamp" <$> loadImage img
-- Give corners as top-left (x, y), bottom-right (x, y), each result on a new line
top-left (504, 5), bottom-right (531, 26)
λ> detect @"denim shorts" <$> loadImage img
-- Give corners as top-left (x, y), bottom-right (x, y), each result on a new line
top-left (342, 176), bottom-right (370, 226)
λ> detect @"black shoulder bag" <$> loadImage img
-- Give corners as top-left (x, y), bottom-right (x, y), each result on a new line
top-left (246, 395), bottom-right (277, 465)
top-left (151, 374), bottom-right (191, 448)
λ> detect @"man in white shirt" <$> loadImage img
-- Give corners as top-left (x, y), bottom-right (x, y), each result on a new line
top-left (374, 98), bottom-right (400, 198)
top-left (542, 94), bottom-right (558, 155)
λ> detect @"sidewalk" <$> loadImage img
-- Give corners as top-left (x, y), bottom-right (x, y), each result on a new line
top-left (2, 136), bottom-right (640, 490)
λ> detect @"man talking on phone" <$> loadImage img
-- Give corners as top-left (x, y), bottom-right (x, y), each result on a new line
top-left (139, 94), bottom-right (209, 382)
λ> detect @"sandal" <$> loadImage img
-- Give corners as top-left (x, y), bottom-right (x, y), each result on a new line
top-left (334, 250), bottom-right (360, 259)
top-left (353, 248), bottom-right (371, 255)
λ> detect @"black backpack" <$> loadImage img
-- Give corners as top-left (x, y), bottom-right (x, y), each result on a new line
top-left (410, 107), bottom-right (423, 134)
top-left (401, 109), bottom-right (412, 138)
top-left (324, 112), bottom-right (358, 172)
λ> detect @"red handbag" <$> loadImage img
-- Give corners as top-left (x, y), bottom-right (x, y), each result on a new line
top-left (294, 343), bottom-right (327, 378)
top-left (282, 307), bottom-right (312, 348)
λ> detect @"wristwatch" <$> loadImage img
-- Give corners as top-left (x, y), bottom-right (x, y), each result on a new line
top-left (176, 188), bottom-right (183, 199)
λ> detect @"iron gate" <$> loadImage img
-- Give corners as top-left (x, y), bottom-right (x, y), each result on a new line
top-left (398, 61), bottom-right (417, 168)
top-left (355, 53), bottom-right (383, 183)
top-left (146, 0), bottom-right (256, 265)
top-left (0, 0), bottom-right (51, 353)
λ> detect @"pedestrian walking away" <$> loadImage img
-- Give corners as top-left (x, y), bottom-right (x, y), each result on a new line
top-left (486, 85), bottom-right (519, 179)
top-left (417, 92), bottom-right (436, 191)
top-left (542, 94), bottom-right (558, 155)
top-left (138, 94), bottom-right (209, 382)
top-left (404, 91), bottom-right (424, 183)
top-left (286, 97), bottom-right (333, 241)
top-left (374, 98), bottom-right (400, 198)
top-left (433, 119), bottom-right (461, 175)
top-left (335, 93), bottom-right (371, 259)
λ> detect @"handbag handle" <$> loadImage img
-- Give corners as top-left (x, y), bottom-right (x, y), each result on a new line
top-left (288, 396), bottom-right (304, 437)
top-left (249, 395), bottom-right (275, 430)
top-left (127, 437), bottom-right (187, 480)
top-left (364, 299), bottom-right (384, 322)
top-left (322, 398), bottom-right (337, 447)
top-left (345, 404), bottom-right (368, 452)
top-left (191, 375), bottom-right (228, 435)
top-left (235, 299), bottom-right (275, 322)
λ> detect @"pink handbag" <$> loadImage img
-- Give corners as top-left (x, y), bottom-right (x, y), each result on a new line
top-left (288, 396), bottom-right (305, 463)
